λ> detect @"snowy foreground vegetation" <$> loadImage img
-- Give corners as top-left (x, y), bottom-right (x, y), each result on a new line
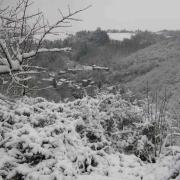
top-left (0, 92), bottom-right (180, 180)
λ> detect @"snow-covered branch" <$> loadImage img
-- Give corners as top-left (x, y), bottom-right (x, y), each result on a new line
top-left (0, 0), bottom-right (90, 95)
top-left (0, 47), bottom-right (71, 73)
top-left (0, 14), bottom-right (17, 22)
top-left (22, 47), bottom-right (71, 59)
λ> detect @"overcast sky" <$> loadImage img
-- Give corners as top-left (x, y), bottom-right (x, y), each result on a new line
top-left (4, 0), bottom-right (180, 32)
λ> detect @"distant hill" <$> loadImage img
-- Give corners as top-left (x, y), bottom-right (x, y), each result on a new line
top-left (68, 30), bottom-right (165, 67)
top-left (111, 37), bottom-right (180, 108)
top-left (156, 30), bottom-right (180, 39)
top-left (29, 29), bottom-right (180, 106)
top-left (34, 29), bottom-right (165, 68)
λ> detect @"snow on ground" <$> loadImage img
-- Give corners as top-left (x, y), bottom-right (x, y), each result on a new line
top-left (107, 33), bottom-right (134, 41)
top-left (0, 94), bottom-right (180, 180)
top-left (78, 152), bottom-right (180, 180)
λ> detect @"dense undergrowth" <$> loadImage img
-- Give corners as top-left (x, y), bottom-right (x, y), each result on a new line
top-left (0, 92), bottom-right (180, 180)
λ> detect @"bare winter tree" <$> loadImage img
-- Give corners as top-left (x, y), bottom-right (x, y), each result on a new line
top-left (0, 0), bottom-right (90, 95)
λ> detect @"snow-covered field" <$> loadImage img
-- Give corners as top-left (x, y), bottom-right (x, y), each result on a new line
top-left (107, 33), bottom-right (134, 41)
top-left (0, 93), bottom-right (180, 180)
top-left (43, 32), bottom-right (134, 41)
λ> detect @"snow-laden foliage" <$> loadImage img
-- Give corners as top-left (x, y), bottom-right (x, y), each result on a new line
top-left (0, 93), bottom-right (180, 180)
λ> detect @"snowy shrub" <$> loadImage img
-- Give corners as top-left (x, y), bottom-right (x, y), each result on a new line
top-left (0, 95), bottom-right (116, 179)
top-left (0, 92), bottom-right (175, 180)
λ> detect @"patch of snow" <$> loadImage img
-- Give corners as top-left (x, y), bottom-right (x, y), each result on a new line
top-left (108, 33), bottom-right (134, 41)
top-left (42, 78), bottom-right (54, 81)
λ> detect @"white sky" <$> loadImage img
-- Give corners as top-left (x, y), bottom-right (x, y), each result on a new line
top-left (4, 0), bottom-right (180, 32)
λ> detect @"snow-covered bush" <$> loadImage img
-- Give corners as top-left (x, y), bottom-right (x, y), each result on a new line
top-left (0, 92), bottom-right (174, 179)
top-left (0, 97), bottom-right (107, 179)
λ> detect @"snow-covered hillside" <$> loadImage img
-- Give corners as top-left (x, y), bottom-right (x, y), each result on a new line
top-left (0, 93), bottom-right (180, 180)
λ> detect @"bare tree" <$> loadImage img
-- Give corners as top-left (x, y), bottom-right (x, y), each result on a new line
top-left (0, 0), bottom-right (90, 94)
